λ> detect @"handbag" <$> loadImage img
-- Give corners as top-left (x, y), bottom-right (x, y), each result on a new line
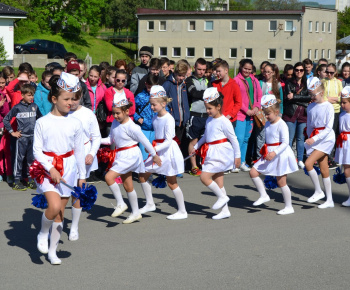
top-left (95, 100), bottom-right (108, 123)
top-left (241, 79), bottom-right (266, 128)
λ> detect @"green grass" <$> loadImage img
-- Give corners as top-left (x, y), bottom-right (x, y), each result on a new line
top-left (15, 33), bottom-right (138, 64)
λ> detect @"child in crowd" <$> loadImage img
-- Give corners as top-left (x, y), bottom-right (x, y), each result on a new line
top-left (250, 95), bottom-right (298, 215)
top-left (169, 60), bottom-right (175, 73)
top-left (30, 70), bottom-right (38, 85)
top-left (34, 73), bottom-right (86, 265)
top-left (34, 70), bottom-right (53, 116)
top-left (316, 64), bottom-right (327, 80)
top-left (102, 92), bottom-right (161, 224)
top-left (77, 59), bottom-right (87, 82)
top-left (205, 62), bottom-right (213, 82)
top-left (104, 66), bottom-right (117, 88)
top-left (6, 72), bottom-right (30, 107)
top-left (192, 87), bottom-right (241, 219)
top-left (160, 57), bottom-right (171, 79)
top-left (339, 62), bottom-right (350, 87)
top-left (134, 74), bottom-right (159, 160)
top-left (0, 73), bottom-right (10, 182)
top-left (68, 87), bottom-right (101, 240)
top-left (335, 87), bottom-right (350, 206)
top-left (304, 77), bottom-right (335, 209)
top-left (303, 58), bottom-right (314, 79)
top-left (85, 65), bottom-right (106, 113)
top-left (3, 84), bottom-right (41, 190)
top-left (130, 46), bottom-right (152, 94)
top-left (2, 66), bottom-right (15, 85)
top-left (139, 85), bottom-right (187, 220)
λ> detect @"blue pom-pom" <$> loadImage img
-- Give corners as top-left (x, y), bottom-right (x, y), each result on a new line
top-left (304, 166), bottom-right (321, 176)
top-left (31, 194), bottom-right (48, 209)
top-left (333, 167), bottom-right (346, 184)
top-left (71, 183), bottom-right (98, 211)
top-left (152, 175), bottom-right (167, 188)
top-left (264, 175), bottom-right (278, 190)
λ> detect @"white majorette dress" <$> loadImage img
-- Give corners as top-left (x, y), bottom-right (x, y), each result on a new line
top-left (253, 118), bottom-right (298, 176)
top-left (33, 112), bottom-right (86, 197)
top-left (144, 113), bottom-right (184, 176)
top-left (194, 115), bottom-right (240, 173)
top-left (69, 106), bottom-right (101, 178)
top-left (304, 101), bottom-right (335, 156)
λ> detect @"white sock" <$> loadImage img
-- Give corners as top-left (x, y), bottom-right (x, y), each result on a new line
top-left (280, 185), bottom-right (293, 209)
top-left (70, 207), bottom-right (82, 234)
top-left (251, 177), bottom-right (268, 198)
top-left (308, 169), bottom-right (323, 193)
top-left (219, 187), bottom-right (230, 214)
top-left (343, 177), bottom-right (350, 206)
top-left (38, 213), bottom-right (54, 239)
top-left (48, 222), bottom-right (63, 258)
top-left (127, 190), bottom-right (140, 216)
top-left (141, 182), bottom-right (154, 206)
top-left (172, 186), bottom-right (187, 213)
top-left (322, 177), bottom-right (333, 202)
top-left (207, 181), bottom-right (224, 199)
top-left (109, 183), bottom-right (126, 206)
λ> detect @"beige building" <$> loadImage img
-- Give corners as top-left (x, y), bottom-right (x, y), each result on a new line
top-left (137, 7), bottom-right (337, 68)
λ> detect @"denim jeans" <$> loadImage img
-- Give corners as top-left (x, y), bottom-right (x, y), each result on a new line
top-left (235, 116), bottom-right (254, 165)
top-left (285, 121), bottom-right (306, 162)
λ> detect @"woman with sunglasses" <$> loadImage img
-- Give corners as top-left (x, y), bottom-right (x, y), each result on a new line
top-left (283, 62), bottom-right (310, 169)
top-left (323, 63), bottom-right (342, 169)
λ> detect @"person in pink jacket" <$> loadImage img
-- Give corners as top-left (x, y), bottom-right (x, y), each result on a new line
top-left (104, 69), bottom-right (135, 135)
top-left (85, 65), bottom-right (107, 113)
top-left (233, 59), bottom-right (262, 172)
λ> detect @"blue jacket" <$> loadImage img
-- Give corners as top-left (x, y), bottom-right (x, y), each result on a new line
top-left (134, 89), bottom-right (157, 131)
top-left (162, 76), bottom-right (190, 127)
top-left (34, 82), bottom-right (52, 116)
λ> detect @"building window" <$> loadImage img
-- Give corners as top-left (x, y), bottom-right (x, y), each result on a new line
top-left (187, 47), bottom-right (195, 57)
top-left (315, 21), bottom-right (319, 32)
top-left (285, 21), bottom-right (293, 32)
top-left (268, 49), bottom-right (276, 59)
top-left (230, 48), bottom-right (237, 58)
top-left (188, 21), bottom-right (196, 31)
top-left (284, 49), bottom-right (292, 60)
top-left (309, 21), bottom-right (312, 32)
top-left (328, 49), bottom-right (331, 59)
top-left (173, 47), bottom-right (181, 57)
top-left (159, 47), bottom-right (167, 57)
top-left (147, 21), bottom-right (154, 31)
top-left (159, 21), bottom-right (166, 31)
top-left (246, 21), bottom-right (253, 31)
top-left (269, 20), bottom-right (277, 31)
top-left (231, 21), bottom-right (238, 31)
top-left (308, 49), bottom-right (312, 59)
top-left (322, 22), bottom-right (326, 32)
top-left (315, 49), bottom-right (318, 60)
top-left (204, 48), bottom-right (213, 58)
top-left (322, 49), bottom-right (325, 58)
top-left (245, 48), bottom-right (252, 58)
top-left (328, 22), bottom-right (332, 33)
top-left (204, 21), bottom-right (213, 31)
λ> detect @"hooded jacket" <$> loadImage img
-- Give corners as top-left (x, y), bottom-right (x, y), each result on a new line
top-left (130, 63), bottom-right (149, 94)
top-left (86, 78), bottom-right (106, 113)
top-left (34, 82), bottom-right (52, 116)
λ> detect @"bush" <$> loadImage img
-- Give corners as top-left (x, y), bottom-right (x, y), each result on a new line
top-left (0, 37), bottom-right (7, 65)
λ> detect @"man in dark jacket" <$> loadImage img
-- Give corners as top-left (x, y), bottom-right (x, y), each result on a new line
top-left (130, 46), bottom-right (152, 94)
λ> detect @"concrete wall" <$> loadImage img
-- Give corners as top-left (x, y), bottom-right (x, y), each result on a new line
top-left (13, 54), bottom-right (65, 68)
top-left (0, 18), bottom-right (15, 60)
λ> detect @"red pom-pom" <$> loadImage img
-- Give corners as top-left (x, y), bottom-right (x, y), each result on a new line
top-left (29, 160), bottom-right (54, 185)
top-left (97, 147), bottom-right (112, 163)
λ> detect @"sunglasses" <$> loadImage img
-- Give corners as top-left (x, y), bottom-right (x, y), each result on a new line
top-left (309, 91), bottom-right (323, 98)
top-left (294, 69), bottom-right (304, 72)
top-left (326, 71), bottom-right (335, 75)
top-left (116, 79), bottom-right (126, 83)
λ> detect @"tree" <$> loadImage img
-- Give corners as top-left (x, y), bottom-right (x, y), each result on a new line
top-left (0, 37), bottom-right (8, 65)
top-left (255, 0), bottom-right (301, 10)
top-left (229, 0), bottom-right (254, 10)
top-left (338, 6), bottom-right (350, 40)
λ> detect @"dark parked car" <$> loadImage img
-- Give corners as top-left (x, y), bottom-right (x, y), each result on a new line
top-left (14, 39), bottom-right (67, 59)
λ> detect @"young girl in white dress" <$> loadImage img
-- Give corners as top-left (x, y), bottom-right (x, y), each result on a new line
top-left (68, 89), bottom-right (101, 241)
top-left (139, 85), bottom-right (188, 220)
top-left (192, 87), bottom-right (241, 220)
top-left (102, 91), bottom-right (161, 224)
top-left (34, 72), bottom-right (86, 265)
top-left (304, 77), bottom-right (335, 209)
top-left (250, 94), bottom-right (298, 215)
top-left (335, 86), bottom-right (350, 206)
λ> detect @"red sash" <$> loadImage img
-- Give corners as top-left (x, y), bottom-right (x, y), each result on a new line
top-left (310, 127), bottom-right (325, 138)
top-left (253, 142), bottom-right (282, 163)
top-left (107, 144), bottom-right (138, 170)
top-left (43, 150), bottom-right (74, 176)
top-left (198, 138), bottom-right (228, 165)
top-left (336, 131), bottom-right (350, 148)
top-left (152, 136), bottom-right (180, 147)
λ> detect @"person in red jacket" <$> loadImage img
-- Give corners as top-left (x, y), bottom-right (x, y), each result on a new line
top-left (6, 72), bottom-right (30, 108)
top-left (85, 65), bottom-right (107, 113)
top-left (212, 61), bottom-right (242, 127)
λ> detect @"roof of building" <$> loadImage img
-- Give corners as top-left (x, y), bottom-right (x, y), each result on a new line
top-left (137, 6), bottom-right (336, 16)
top-left (338, 35), bottom-right (350, 45)
top-left (0, 3), bottom-right (27, 18)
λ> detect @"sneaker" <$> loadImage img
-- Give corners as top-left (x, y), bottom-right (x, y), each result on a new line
top-left (298, 161), bottom-right (305, 169)
top-left (189, 167), bottom-right (201, 176)
top-left (239, 163), bottom-right (251, 172)
top-left (224, 170), bottom-right (231, 175)
top-left (27, 180), bottom-right (37, 190)
top-left (328, 160), bottom-right (337, 169)
top-left (176, 173), bottom-right (183, 178)
top-left (86, 175), bottom-right (96, 184)
top-left (12, 181), bottom-right (27, 191)
top-left (91, 174), bottom-right (101, 183)
top-left (231, 168), bottom-right (240, 173)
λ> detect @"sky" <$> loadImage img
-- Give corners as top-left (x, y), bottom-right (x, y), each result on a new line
top-left (300, 0), bottom-right (335, 4)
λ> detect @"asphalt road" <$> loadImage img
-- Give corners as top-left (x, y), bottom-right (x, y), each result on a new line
top-left (1, 169), bottom-right (350, 290)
